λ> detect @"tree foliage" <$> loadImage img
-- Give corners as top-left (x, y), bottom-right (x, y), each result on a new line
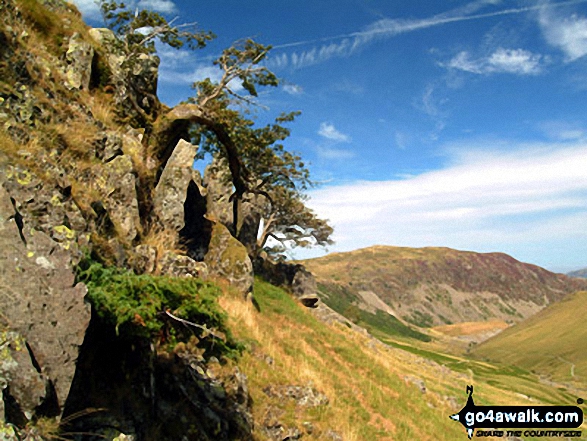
top-left (99, 1), bottom-right (333, 258)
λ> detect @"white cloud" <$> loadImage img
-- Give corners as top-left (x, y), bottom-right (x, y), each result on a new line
top-left (137, 0), bottom-right (177, 14)
top-left (318, 123), bottom-right (351, 143)
top-left (283, 84), bottom-right (303, 95)
top-left (67, 0), bottom-right (102, 21)
top-left (539, 5), bottom-right (587, 61)
top-left (447, 48), bottom-right (543, 75)
top-left (159, 63), bottom-right (244, 93)
top-left (306, 142), bottom-right (587, 263)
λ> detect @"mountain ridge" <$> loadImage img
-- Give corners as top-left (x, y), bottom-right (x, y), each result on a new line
top-left (302, 245), bottom-right (587, 329)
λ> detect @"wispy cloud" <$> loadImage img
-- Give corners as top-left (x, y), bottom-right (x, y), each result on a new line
top-left (316, 146), bottom-right (355, 160)
top-left (283, 84), bottom-right (303, 95)
top-left (306, 142), bottom-right (587, 265)
top-left (272, 0), bottom-right (587, 69)
top-left (539, 2), bottom-right (587, 61)
top-left (318, 122), bottom-right (351, 142)
top-left (539, 120), bottom-right (587, 140)
top-left (446, 48), bottom-right (544, 75)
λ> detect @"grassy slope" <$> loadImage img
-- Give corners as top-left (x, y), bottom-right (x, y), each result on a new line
top-left (219, 280), bottom-right (586, 440)
top-left (472, 291), bottom-right (587, 385)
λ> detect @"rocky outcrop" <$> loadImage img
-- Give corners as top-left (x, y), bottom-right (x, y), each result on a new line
top-left (0, 184), bottom-right (90, 421)
top-left (255, 258), bottom-right (320, 307)
top-left (205, 223), bottom-right (253, 296)
top-left (153, 139), bottom-right (200, 232)
top-left (62, 315), bottom-right (254, 441)
top-left (159, 250), bottom-right (208, 278)
top-left (65, 32), bottom-right (94, 90)
top-left (88, 28), bottom-right (160, 123)
top-left (99, 154), bottom-right (141, 243)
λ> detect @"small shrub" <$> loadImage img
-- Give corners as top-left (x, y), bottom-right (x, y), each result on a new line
top-left (76, 258), bottom-right (242, 358)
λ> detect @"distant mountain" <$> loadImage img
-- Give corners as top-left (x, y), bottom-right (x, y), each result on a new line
top-left (471, 291), bottom-right (587, 383)
top-left (302, 246), bottom-right (587, 329)
top-left (567, 268), bottom-right (587, 278)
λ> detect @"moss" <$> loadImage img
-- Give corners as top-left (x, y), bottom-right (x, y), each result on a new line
top-left (76, 258), bottom-right (243, 358)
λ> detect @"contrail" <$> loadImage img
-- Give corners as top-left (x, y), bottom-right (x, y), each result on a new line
top-left (272, 0), bottom-right (587, 51)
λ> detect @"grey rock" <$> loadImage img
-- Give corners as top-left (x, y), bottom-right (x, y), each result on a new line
top-left (255, 258), bottom-right (320, 307)
top-left (203, 160), bottom-right (233, 227)
top-left (404, 375), bottom-right (426, 394)
top-left (131, 244), bottom-right (157, 274)
top-left (159, 251), bottom-right (208, 278)
top-left (3, 332), bottom-right (47, 420)
top-left (262, 384), bottom-right (329, 407)
top-left (100, 155), bottom-right (141, 243)
top-left (0, 185), bottom-right (90, 413)
top-left (325, 429), bottom-right (343, 441)
top-left (96, 131), bottom-right (123, 162)
top-left (65, 32), bottom-right (94, 90)
top-left (153, 139), bottom-right (199, 232)
top-left (204, 223), bottom-right (253, 296)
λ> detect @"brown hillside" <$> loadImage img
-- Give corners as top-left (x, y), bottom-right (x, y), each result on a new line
top-left (302, 245), bottom-right (587, 328)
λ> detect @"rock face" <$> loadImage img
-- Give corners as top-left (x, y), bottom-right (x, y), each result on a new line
top-left (153, 139), bottom-right (199, 232)
top-left (205, 223), bottom-right (254, 296)
top-left (0, 184), bottom-right (91, 419)
top-left (88, 28), bottom-right (159, 122)
top-left (63, 316), bottom-right (254, 441)
top-left (65, 32), bottom-right (95, 90)
top-left (255, 258), bottom-right (320, 307)
top-left (99, 154), bottom-right (141, 243)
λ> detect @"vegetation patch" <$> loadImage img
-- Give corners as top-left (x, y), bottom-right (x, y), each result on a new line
top-left (76, 258), bottom-right (242, 358)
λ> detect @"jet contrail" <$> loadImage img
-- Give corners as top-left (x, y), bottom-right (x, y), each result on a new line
top-left (272, 0), bottom-right (587, 51)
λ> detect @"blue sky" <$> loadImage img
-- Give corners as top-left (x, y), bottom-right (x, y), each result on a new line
top-left (72, 0), bottom-right (587, 272)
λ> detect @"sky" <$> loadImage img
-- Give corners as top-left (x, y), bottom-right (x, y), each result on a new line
top-left (71, 0), bottom-right (587, 272)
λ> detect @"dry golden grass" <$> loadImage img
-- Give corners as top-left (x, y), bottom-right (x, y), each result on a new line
top-left (86, 92), bottom-right (117, 129)
top-left (217, 280), bottom-right (587, 440)
top-left (433, 319), bottom-right (509, 337)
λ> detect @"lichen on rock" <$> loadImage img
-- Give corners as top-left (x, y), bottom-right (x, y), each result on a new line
top-left (205, 222), bottom-right (253, 296)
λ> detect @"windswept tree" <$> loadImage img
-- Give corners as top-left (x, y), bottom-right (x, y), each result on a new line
top-left (99, 1), bottom-right (333, 258)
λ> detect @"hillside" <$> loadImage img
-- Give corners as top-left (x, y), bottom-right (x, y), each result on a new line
top-left (222, 279), bottom-right (586, 441)
top-left (303, 245), bottom-right (587, 330)
top-left (568, 268), bottom-right (587, 278)
top-left (471, 290), bottom-right (587, 386)
top-left (1, 1), bottom-right (586, 440)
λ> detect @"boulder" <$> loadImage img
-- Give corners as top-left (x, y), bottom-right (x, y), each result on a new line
top-left (130, 244), bottom-right (157, 274)
top-left (255, 258), bottom-right (320, 307)
top-left (0, 185), bottom-right (90, 416)
top-left (153, 139), bottom-right (199, 232)
top-left (203, 160), bottom-right (233, 227)
top-left (159, 251), bottom-right (208, 279)
top-left (99, 154), bottom-right (141, 243)
top-left (262, 384), bottom-right (329, 407)
top-left (204, 223), bottom-right (253, 296)
top-left (64, 32), bottom-right (94, 90)
top-left (0, 330), bottom-right (46, 422)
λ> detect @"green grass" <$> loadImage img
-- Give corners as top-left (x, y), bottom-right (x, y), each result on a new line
top-left (317, 283), bottom-right (431, 342)
top-left (472, 291), bottom-right (587, 384)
